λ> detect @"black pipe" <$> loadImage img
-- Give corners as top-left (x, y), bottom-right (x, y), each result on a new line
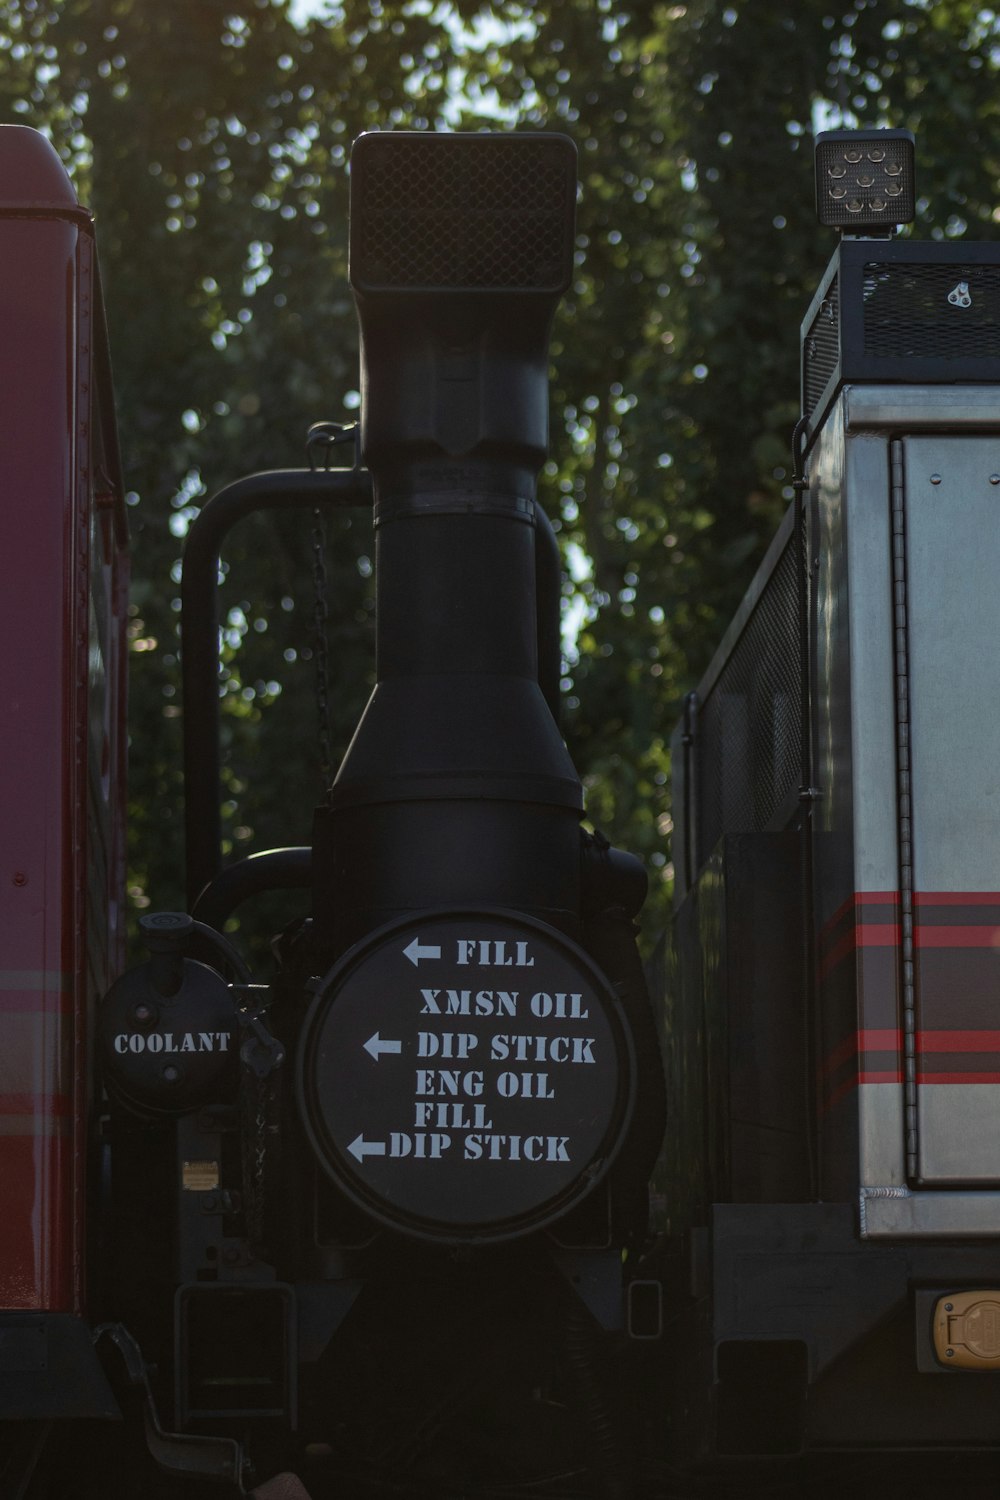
top-left (180, 467), bottom-right (372, 908)
top-left (190, 847), bottom-right (312, 933)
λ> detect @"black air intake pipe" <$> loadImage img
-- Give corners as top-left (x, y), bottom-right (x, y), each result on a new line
top-left (313, 132), bottom-right (582, 953)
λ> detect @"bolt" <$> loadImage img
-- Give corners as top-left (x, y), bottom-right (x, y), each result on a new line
top-left (991, 475), bottom-right (1000, 486)
top-left (930, 474), bottom-right (942, 486)
top-left (946, 1348), bottom-right (955, 1358)
top-left (945, 1302), bottom-right (954, 1312)
top-left (132, 1003), bottom-right (157, 1028)
top-left (12, 872), bottom-right (27, 887)
top-left (163, 1065), bottom-right (180, 1083)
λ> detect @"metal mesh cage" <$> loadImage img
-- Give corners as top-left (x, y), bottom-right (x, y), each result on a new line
top-left (863, 261), bottom-right (1000, 359)
top-left (802, 275), bottom-right (840, 423)
top-left (350, 133), bottom-right (576, 292)
top-left (696, 533), bottom-right (802, 860)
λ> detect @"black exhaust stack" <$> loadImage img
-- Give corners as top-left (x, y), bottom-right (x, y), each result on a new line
top-left (313, 132), bottom-right (583, 950)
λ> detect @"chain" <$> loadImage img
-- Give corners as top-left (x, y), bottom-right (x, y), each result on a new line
top-left (237, 1005), bottom-right (285, 1253)
top-left (241, 1069), bottom-right (277, 1250)
top-left (305, 420), bottom-right (358, 801)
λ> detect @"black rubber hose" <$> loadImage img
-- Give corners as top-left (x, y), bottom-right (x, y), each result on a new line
top-left (562, 1299), bottom-right (632, 1500)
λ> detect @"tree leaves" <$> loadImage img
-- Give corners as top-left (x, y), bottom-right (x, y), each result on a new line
top-left (3, 0), bottom-right (997, 947)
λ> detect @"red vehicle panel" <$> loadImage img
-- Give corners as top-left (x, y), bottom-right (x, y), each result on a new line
top-left (0, 126), bottom-right (127, 1314)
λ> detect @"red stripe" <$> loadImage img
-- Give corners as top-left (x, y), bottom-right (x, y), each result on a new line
top-left (820, 1027), bottom-right (901, 1076)
top-left (918, 1072), bottom-right (1000, 1085)
top-left (819, 923), bottom-right (900, 979)
top-left (915, 925), bottom-right (1000, 948)
top-left (819, 892), bottom-right (898, 953)
top-left (820, 1031), bottom-right (859, 1077)
top-left (917, 1030), bottom-right (1000, 1052)
top-left (857, 1069), bottom-right (903, 1084)
top-left (824, 1030), bottom-right (1000, 1063)
top-left (0, 990), bottom-right (74, 1015)
top-left (0, 1093), bottom-right (72, 1116)
top-left (914, 892), bottom-right (1000, 906)
top-left (823, 890), bottom-right (900, 930)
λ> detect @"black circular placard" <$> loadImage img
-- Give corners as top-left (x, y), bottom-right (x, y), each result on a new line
top-left (297, 910), bottom-right (633, 1241)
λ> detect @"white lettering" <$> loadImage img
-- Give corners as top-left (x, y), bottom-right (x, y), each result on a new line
top-left (451, 939), bottom-right (536, 968)
top-left (462, 1134), bottom-right (570, 1162)
top-left (389, 1132), bottom-right (450, 1158)
top-left (413, 1101), bottom-right (494, 1130)
top-left (529, 991), bottom-right (588, 1019)
top-left (112, 1030), bottom-right (230, 1056)
top-left (414, 1068), bottom-right (485, 1098)
top-left (416, 1031), bottom-right (477, 1060)
top-left (489, 1034), bottom-right (597, 1065)
top-left (496, 1071), bottom-right (555, 1100)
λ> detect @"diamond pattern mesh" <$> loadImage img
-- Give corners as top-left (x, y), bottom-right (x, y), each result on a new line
top-left (863, 261), bottom-right (1000, 359)
top-left (802, 276), bottom-right (840, 423)
top-left (696, 534), bottom-right (802, 859)
top-left (351, 134), bottom-right (574, 291)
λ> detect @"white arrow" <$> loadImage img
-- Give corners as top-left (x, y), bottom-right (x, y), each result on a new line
top-left (403, 936), bottom-right (442, 967)
top-left (363, 1031), bottom-right (402, 1062)
top-left (347, 1134), bottom-right (386, 1163)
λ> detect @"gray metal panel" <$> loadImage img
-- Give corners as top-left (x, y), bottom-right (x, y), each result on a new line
top-left (861, 1186), bottom-right (1000, 1238)
top-left (843, 432), bottom-right (899, 898)
top-left (842, 415), bottom-right (904, 1194)
top-left (859, 1084), bottom-right (906, 1191)
top-left (917, 1086), bottom-right (1000, 1182)
top-left (902, 435), bottom-right (1000, 1185)
top-left (811, 392), bottom-right (904, 1200)
top-left (846, 383), bottom-right (1000, 433)
top-left (904, 435), bottom-right (1000, 892)
top-left (810, 399), bottom-right (851, 854)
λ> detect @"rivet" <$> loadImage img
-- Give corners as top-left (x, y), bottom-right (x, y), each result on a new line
top-left (163, 1065), bottom-right (180, 1083)
top-left (990, 475), bottom-right (1000, 486)
top-left (945, 1302), bottom-right (954, 1312)
top-left (11, 872), bottom-right (27, 887)
top-left (930, 473), bottom-right (942, 485)
top-left (946, 1348), bottom-right (955, 1357)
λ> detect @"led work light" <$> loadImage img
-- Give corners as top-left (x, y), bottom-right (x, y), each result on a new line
top-left (815, 128), bottom-right (915, 234)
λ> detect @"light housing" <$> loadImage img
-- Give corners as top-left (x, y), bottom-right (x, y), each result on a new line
top-left (815, 127), bottom-right (915, 235)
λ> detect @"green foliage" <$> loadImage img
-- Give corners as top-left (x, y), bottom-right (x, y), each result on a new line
top-left (2, 0), bottom-right (998, 948)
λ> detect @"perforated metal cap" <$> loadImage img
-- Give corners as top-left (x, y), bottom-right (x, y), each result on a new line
top-left (815, 128), bottom-right (915, 233)
top-left (349, 131), bottom-right (577, 293)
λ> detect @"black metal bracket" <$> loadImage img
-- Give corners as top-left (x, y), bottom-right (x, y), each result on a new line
top-left (94, 1322), bottom-right (246, 1489)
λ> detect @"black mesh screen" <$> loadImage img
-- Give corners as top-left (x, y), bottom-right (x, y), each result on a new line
top-left (802, 276), bottom-right (840, 422)
top-left (696, 534), bottom-right (802, 860)
top-left (863, 261), bottom-right (1000, 358)
top-left (351, 134), bottom-right (575, 292)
